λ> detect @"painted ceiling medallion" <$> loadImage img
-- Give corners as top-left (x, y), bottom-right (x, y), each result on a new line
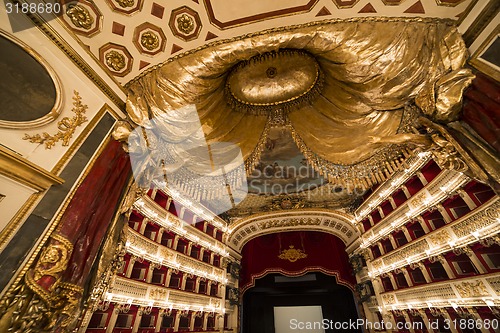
top-left (226, 49), bottom-right (323, 115)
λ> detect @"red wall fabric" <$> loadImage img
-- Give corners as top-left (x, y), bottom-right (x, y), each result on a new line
top-left (240, 231), bottom-right (355, 293)
top-left (462, 72), bottom-right (500, 152)
top-left (59, 139), bottom-right (131, 286)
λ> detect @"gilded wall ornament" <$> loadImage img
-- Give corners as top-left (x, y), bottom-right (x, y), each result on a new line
top-left (149, 288), bottom-right (168, 301)
top-left (451, 199), bottom-right (499, 238)
top-left (66, 4), bottom-right (94, 30)
top-left (141, 31), bottom-right (160, 50)
top-left (455, 281), bottom-right (489, 298)
top-left (382, 294), bottom-right (396, 305)
top-left (177, 14), bottom-right (195, 34)
top-left (278, 245), bottom-right (307, 262)
top-left (105, 50), bottom-right (126, 71)
top-left (428, 230), bottom-right (452, 246)
top-left (23, 91), bottom-right (88, 149)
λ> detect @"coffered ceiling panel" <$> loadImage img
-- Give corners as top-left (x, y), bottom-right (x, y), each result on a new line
top-left (57, 0), bottom-right (474, 85)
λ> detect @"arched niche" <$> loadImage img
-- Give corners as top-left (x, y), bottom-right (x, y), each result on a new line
top-left (0, 30), bottom-right (62, 129)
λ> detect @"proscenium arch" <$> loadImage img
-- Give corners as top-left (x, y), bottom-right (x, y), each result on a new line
top-left (227, 209), bottom-right (360, 253)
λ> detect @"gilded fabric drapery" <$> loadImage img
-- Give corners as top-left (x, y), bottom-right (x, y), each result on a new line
top-left (121, 18), bottom-right (472, 189)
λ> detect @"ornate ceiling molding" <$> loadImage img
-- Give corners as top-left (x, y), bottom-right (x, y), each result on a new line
top-left (227, 209), bottom-right (359, 252)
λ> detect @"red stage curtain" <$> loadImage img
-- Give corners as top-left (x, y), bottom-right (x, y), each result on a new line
top-left (240, 231), bottom-right (355, 293)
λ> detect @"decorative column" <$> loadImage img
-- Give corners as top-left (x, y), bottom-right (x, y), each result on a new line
top-left (173, 312), bottom-right (181, 332)
top-left (195, 277), bottom-right (201, 293)
top-left (400, 185), bottom-right (411, 199)
top-left (132, 308), bottom-right (143, 333)
top-left (441, 310), bottom-right (459, 333)
top-left (416, 309), bottom-right (435, 333)
top-left (378, 206), bottom-right (385, 218)
top-left (189, 313), bottom-right (196, 331)
top-left (139, 219), bottom-right (148, 234)
top-left (457, 189), bottom-right (478, 210)
top-left (402, 310), bottom-right (416, 333)
top-left (432, 255), bottom-right (456, 279)
top-left (105, 307), bottom-right (120, 333)
top-left (156, 228), bottom-right (165, 243)
top-left (126, 256), bottom-right (137, 278)
top-left (377, 242), bottom-right (385, 256)
top-left (436, 204), bottom-right (452, 223)
top-left (164, 269), bottom-right (173, 287)
top-left (166, 197), bottom-right (172, 211)
top-left (368, 215), bottom-right (374, 227)
top-left (400, 226), bottom-right (412, 243)
top-left (415, 216), bottom-right (431, 233)
top-left (388, 235), bottom-right (398, 250)
top-left (462, 247), bottom-right (488, 274)
top-left (387, 273), bottom-right (398, 291)
top-left (382, 312), bottom-right (398, 333)
top-left (155, 309), bottom-right (164, 332)
top-left (146, 262), bottom-right (156, 283)
top-left (415, 263), bottom-right (432, 283)
top-left (172, 234), bottom-right (180, 251)
top-left (180, 273), bottom-right (187, 290)
top-left (388, 196), bottom-right (397, 209)
top-left (401, 268), bottom-right (414, 287)
top-left (416, 171), bottom-right (428, 186)
top-left (203, 313), bottom-right (209, 330)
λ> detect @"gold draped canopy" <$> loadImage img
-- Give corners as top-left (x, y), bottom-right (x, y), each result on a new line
top-left (118, 17), bottom-right (472, 195)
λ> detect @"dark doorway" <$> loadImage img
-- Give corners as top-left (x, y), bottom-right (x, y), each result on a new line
top-left (242, 272), bottom-right (360, 333)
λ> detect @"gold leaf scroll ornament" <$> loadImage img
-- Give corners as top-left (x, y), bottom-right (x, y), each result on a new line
top-left (23, 91), bottom-right (88, 149)
top-left (278, 245), bottom-right (307, 263)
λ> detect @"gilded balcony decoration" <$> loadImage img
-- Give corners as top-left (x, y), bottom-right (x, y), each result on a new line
top-left (115, 18), bottom-right (474, 200)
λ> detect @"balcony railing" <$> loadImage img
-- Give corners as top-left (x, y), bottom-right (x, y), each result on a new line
top-left (106, 276), bottom-right (223, 312)
top-left (380, 272), bottom-right (500, 310)
top-left (126, 227), bottom-right (227, 283)
top-left (369, 197), bottom-right (499, 276)
top-left (359, 170), bottom-right (469, 250)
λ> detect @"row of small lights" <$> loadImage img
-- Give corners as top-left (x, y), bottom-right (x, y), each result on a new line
top-left (360, 172), bottom-right (469, 249)
top-left (379, 298), bottom-right (498, 313)
top-left (354, 152), bottom-right (432, 224)
top-left (367, 205), bottom-right (500, 277)
top-left (153, 180), bottom-right (228, 232)
top-left (134, 199), bottom-right (230, 258)
top-left (104, 292), bottom-right (225, 314)
top-left (125, 235), bottom-right (228, 284)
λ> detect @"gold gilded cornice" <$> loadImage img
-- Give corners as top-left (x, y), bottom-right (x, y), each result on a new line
top-left (0, 146), bottom-right (63, 191)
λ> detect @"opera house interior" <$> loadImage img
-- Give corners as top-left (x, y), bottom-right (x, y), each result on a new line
top-left (0, 0), bottom-right (499, 332)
